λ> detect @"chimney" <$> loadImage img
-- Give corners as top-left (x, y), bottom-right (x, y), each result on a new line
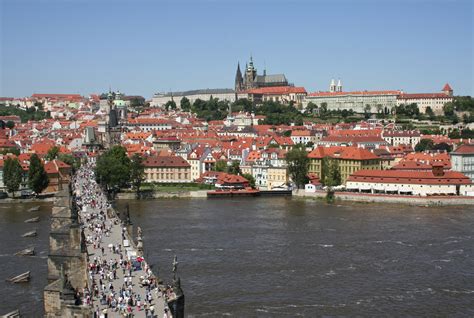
top-left (432, 163), bottom-right (444, 177)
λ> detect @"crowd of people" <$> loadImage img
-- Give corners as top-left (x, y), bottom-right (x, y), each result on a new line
top-left (72, 164), bottom-right (172, 318)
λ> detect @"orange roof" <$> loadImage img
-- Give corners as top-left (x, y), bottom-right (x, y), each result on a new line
top-left (308, 90), bottom-right (400, 97)
top-left (44, 159), bottom-right (71, 174)
top-left (442, 83), bottom-right (452, 91)
top-left (347, 169), bottom-right (471, 185)
top-left (245, 86), bottom-right (307, 95)
top-left (308, 146), bottom-right (379, 161)
top-left (452, 144), bottom-right (474, 155)
top-left (143, 155), bottom-right (190, 168)
top-left (398, 93), bottom-right (451, 99)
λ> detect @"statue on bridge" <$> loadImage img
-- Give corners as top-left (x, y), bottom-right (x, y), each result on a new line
top-left (172, 255), bottom-right (179, 280)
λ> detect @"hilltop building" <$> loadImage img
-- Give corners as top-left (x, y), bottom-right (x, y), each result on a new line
top-left (304, 81), bottom-right (453, 115)
top-left (304, 79), bottom-right (400, 113)
top-left (235, 57), bottom-right (290, 92)
top-left (396, 84), bottom-right (454, 115)
top-left (151, 89), bottom-right (236, 108)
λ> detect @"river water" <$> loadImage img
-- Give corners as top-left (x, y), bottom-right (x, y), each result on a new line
top-left (0, 202), bottom-right (52, 316)
top-left (117, 198), bottom-right (474, 317)
top-left (1, 198), bottom-right (473, 316)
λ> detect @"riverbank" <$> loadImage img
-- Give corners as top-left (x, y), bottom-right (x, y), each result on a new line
top-left (294, 190), bottom-right (474, 206)
top-left (0, 197), bottom-right (56, 204)
top-left (117, 190), bottom-right (208, 199)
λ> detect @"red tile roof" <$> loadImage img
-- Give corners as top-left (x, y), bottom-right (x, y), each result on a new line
top-left (308, 90), bottom-right (400, 97)
top-left (347, 169), bottom-right (471, 185)
top-left (452, 144), bottom-right (474, 155)
top-left (398, 93), bottom-right (451, 99)
top-left (442, 83), bottom-right (452, 91)
top-left (308, 146), bottom-right (380, 160)
top-left (143, 155), bottom-right (190, 168)
top-left (245, 86), bottom-right (307, 95)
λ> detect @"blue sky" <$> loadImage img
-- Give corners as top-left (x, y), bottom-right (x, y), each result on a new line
top-left (1, 0), bottom-right (473, 98)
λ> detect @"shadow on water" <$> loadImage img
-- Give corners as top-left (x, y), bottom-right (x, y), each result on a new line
top-left (0, 202), bottom-right (52, 316)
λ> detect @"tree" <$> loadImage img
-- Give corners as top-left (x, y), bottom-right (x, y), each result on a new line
top-left (3, 157), bottom-right (23, 197)
top-left (58, 153), bottom-right (81, 171)
top-left (432, 142), bottom-right (452, 153)
top-left (28, 154), bottom-right (49, 194)
top-left (5, 121), bottom-right (14, 129)
top-left (227, 161), bottom-right (241, 175)
top-left (326, 161), bottom-right (341, 187)
top-left (415, 139), bottom-right (435, 152)
top-left (376, 104), bottom-right (383, 114)
top-left (232, 98), bottom-right (253, 113)
top-left (425, 107), bottom-right (436, 120)
top-left (45, 146), bottom-right (60, 161)
top-left (305, 102), bottom-right (318, 115)
top-left (95, 146), bottom-right (131, 195)
top-left (129, 153), bottom-right (145, 198)
top-left (214, 160), bottom-right (227, 172)
top-left (321, 157), bottom-right (331, 185)
top-left (0, 147), bottom-right (20, 156)
top-left (180, 97), bottom-right (191, 111)
top-left (242, 173), bottom-right (256, 188)
top-left (164, 100), bottom-right (177, 111)
top-left (285, 148), bottom-right (309, 189)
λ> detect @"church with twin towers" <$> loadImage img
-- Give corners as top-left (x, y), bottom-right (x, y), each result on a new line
top-left (234, 56), bottom-right (292, 92)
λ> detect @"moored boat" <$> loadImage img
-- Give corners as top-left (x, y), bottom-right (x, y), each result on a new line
top-left (27, 206), bottom-right (40, 212)
top-left (24, 216), bottom-right (40, 223)
top-left (1, 309), bottom-right (20, 317)
top-left (6, 271), bottom-right (30, 283)
top-left (22, 230), bottom-right (37, 237)
top-left (207, 188), bottom-right (260, 198)
top-left (14, 247), bottom-right (35, 256)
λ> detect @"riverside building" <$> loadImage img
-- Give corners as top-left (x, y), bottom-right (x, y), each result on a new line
top-left (346, 165), bottom-right (474, 196)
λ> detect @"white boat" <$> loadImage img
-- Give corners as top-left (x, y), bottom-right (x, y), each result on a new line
top-left (6, 271), bottom-right (30, 283)
top-left (14, 247), bottom-right (35, 256)
top-left (24, 217), bottom-right (40, 223)
top-left (22, 230), bottom-right (37, 237)
top-left (1, 309), bottom-right (20, 317)
top-left (28, 206), bottom-right (40, 212)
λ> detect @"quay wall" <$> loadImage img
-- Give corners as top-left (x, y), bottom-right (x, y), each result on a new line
top-left (294, 190), bottom-right (474, 206)
top-left (117, 190), bottom-right (208, 199)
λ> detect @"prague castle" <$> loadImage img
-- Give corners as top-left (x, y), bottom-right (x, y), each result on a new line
top-left (235, 57), bottom-right (290, 92)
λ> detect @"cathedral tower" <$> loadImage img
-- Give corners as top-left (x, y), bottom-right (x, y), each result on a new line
top-left (235, 62), bottom-right (244, 92)
top-left (244, 56), bottom-right (257, 90)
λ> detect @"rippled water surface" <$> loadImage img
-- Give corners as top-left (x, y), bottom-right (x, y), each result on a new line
top-left (1, 198), bottom-right (474, 317)
top-left (118, 198), bottom-right (474, 317)
top-left (0, 202), bottom-right (52, 316)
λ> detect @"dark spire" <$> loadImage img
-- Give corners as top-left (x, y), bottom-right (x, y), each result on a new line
top-left (235, 62), bottom-right (243, 92)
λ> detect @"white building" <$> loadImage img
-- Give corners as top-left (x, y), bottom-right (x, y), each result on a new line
top-left (346, 167), bottom-right (473, 196)
top-left (151, 89), bottom-right (236, 108)
top-left (304, 80), bottom-right (400, 113)
top-left (397, 84), bottom-right (453, 114)
top-left (126, 118), bottom-right (173, 131)
top-left (382, 130), bottom-right (421, 147)
top-left (450, 144), bottom-right (474, 182)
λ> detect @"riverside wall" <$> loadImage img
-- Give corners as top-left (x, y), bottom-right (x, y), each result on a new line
top-left (116, 190), bottom-right (208, 200)
top-left (294, 190), bottom-right (474, 206)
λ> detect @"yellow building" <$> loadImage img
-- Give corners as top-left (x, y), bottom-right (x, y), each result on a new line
top-left (267, 167), bottom-right (288, 189)
top-left (143, 155), bottom-right (191, 183)
top-left (308, 146), bottom-right (381, 184)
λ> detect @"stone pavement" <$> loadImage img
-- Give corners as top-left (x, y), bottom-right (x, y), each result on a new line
top-left (74, 166), bottom-right (169, 318)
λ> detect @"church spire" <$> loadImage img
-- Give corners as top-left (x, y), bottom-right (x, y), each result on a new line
top-left (235, 62), bottom-right (243, 92)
